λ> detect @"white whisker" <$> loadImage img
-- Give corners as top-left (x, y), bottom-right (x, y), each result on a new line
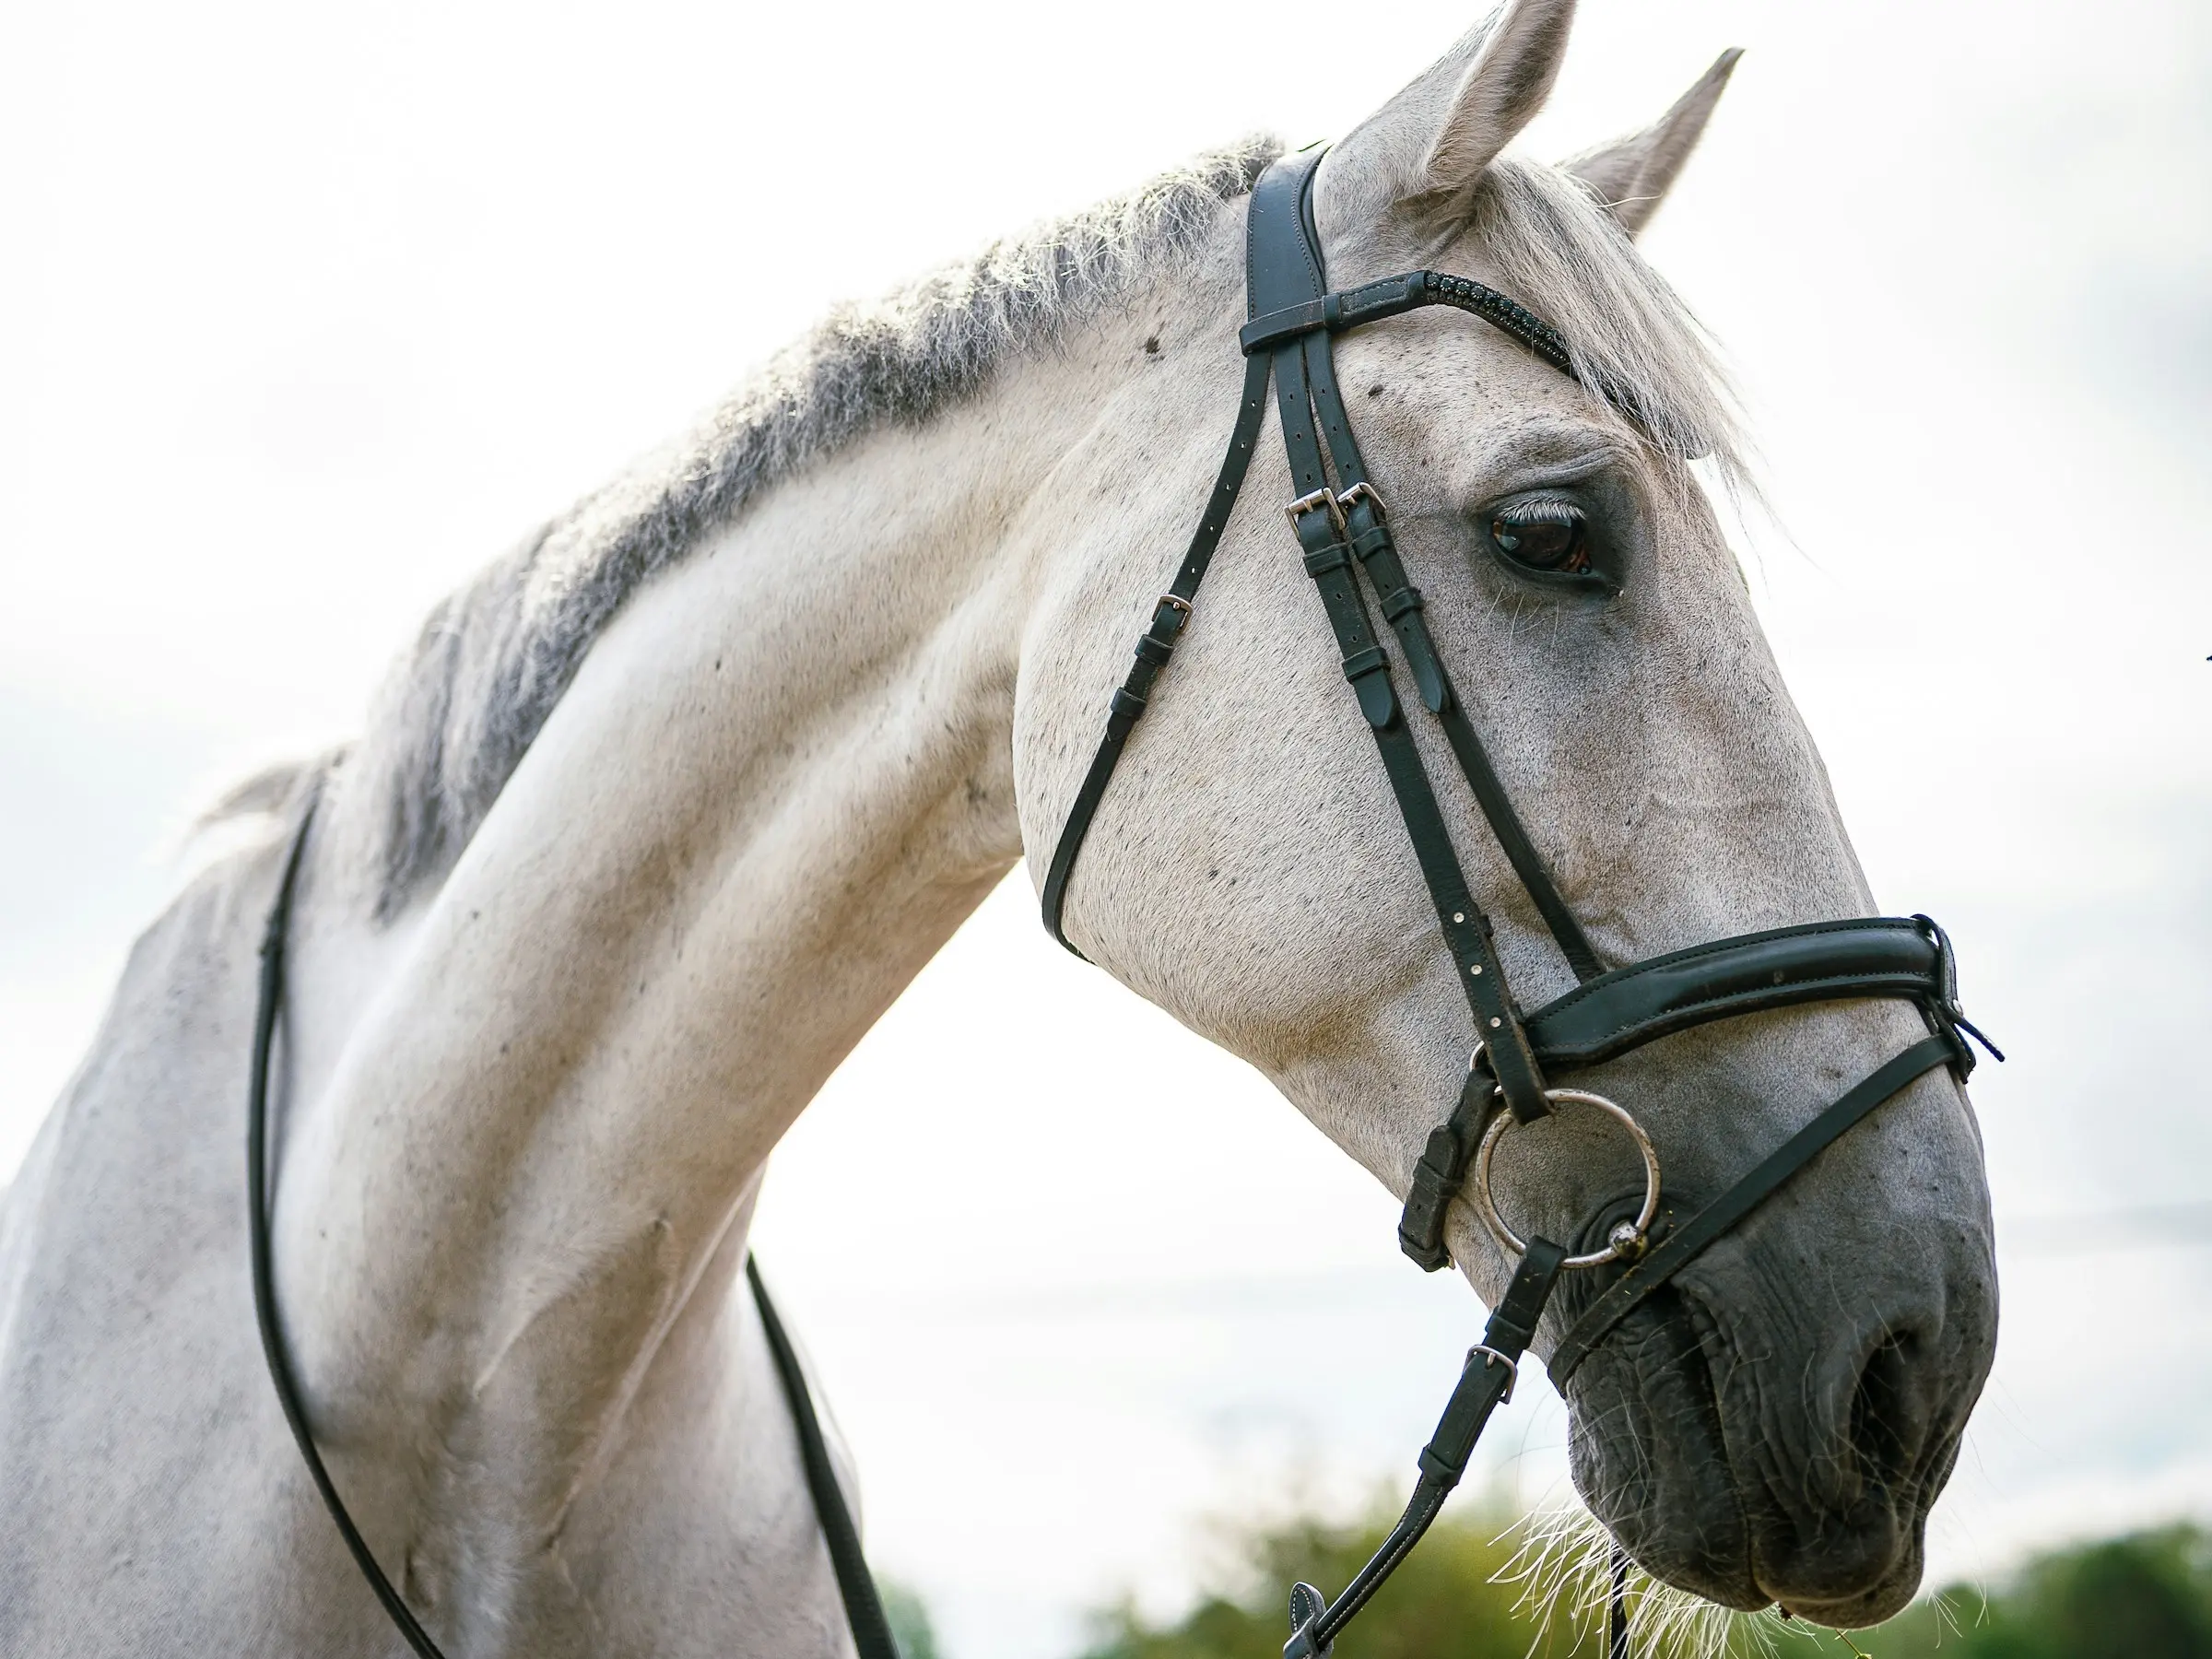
top-left (1491, 1500), bottom-right (1800, 1659)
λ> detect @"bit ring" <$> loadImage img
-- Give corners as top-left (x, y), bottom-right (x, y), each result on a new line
top-left (1472, 1088), bottom-right (1661, 1270)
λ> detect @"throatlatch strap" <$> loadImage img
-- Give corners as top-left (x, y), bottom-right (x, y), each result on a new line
top-left (1548, 1033), bottom-right (1963, 1386)
top-left (1041, 348), bottom-right (1274, 956)
top-left (249, 803), bottom-right (452, 1659)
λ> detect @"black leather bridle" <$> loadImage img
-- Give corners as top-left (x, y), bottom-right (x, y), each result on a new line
top-left (247, 147), bottom-right (1994, 1659)
top-left (1040, 148), bottom-right (1998, 1658)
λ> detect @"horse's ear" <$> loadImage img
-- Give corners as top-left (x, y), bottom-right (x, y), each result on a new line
top-left (1317, 0), bottom-right (1577, 229)
top-left (1564, 49), bottom-right (1741, 238)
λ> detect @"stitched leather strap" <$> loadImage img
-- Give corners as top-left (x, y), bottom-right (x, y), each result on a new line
top-left (1547, 1033), bottom-right (1964, 1387)
top-left (1041, 349), bottom-right (1274, 957)
top-left (1285, 1239), bottom-right (1569, 1659)
top-left (747, 1259), bottom-right (901, 1659)
top-left (1396, 917), bottom-right (1990, 1270)
top-left (1522, 916), bottom-right (1971, 1070)
top-left (1254, 153), bottom-right (1552, 1124)
top-left (1292, 250), bottom-right (1602, 983)
top-left (251, 809), bottom-right (898, 1659)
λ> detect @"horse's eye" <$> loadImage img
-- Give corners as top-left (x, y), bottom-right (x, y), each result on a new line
top-left (1488, 496), bottom-right (1591, 574)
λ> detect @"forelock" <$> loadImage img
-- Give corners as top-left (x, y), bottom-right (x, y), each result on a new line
top-left (1463, 155), bottom-right (1749, 487)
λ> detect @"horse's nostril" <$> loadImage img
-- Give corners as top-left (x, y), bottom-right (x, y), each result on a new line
top-left (1848, 1332), bottom-right (1933, 1490)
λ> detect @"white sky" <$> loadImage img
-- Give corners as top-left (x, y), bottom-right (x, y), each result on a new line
top-left (4, 3), bottom-right (2208, 1656)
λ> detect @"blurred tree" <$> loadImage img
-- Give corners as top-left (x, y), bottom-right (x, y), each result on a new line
top-left (881, 1577), bottom-right (941, 1659)
top-left (1079, 1501), bottom-right (1599, 1659)
top-left (1076, 1508), bottom-right (2212, 1659)
top-left (1768, 1525), bottom-right (2212, 1659)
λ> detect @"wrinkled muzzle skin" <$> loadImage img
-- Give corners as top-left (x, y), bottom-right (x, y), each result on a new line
top-left (1542, 1005), bottom-right (1999, 1625)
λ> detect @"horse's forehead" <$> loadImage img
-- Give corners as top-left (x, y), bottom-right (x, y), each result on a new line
top-left (1329, 327), bottom-right (1635, 494)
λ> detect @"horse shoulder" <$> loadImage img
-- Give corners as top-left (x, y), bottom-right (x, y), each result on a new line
top-left (0, 835), bottom-right (328, 1650)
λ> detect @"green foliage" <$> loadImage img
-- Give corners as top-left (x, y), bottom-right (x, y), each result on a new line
top-left (881, 1577), bottom-right (941, 1659)
top-left (1078, 1502), bottom-right (1604, 1659)
top-left (1764, 1526), bottom-right (2212, 1659)
top-left (1076, 1510), bottom-right (2212, 1659)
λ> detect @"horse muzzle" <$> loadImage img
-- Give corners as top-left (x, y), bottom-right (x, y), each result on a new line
top-left (1559, 1144), bottom-right (1998, 1625)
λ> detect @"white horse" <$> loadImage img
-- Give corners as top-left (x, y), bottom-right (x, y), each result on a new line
top-left (0, 3), bottom-right (1996, 1653)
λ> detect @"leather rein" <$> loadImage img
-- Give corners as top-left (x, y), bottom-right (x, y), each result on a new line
top-left (248, 810), bottom-right (900, 1659)
top-left (246, 147), bottom-right (1994, 1658)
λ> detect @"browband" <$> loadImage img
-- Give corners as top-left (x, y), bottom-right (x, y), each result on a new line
top-left (1239, 269), bottom-right (1576, 375)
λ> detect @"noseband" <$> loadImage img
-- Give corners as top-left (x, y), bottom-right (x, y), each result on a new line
top-left (1041, 149), bottom-right (1998, 1656)
top-left (247, 148), bottom-right (1995, 1659)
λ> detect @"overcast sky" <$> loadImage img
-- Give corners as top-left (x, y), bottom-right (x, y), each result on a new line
top-left (4, 2), bottom-right (2207, 1656)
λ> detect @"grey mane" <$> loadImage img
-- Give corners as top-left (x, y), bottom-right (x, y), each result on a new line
top-left (339, 135), bottom-right (1741, 918)
top-left (346, 136), bottom-right (1280, 914)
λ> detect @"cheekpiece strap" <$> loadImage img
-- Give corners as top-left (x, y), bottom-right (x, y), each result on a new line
top-left (1251, 150), bottom-right (1559, 1124)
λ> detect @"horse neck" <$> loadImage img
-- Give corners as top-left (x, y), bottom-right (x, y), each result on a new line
top-left (274, 283), bottom-right (1192, 1615)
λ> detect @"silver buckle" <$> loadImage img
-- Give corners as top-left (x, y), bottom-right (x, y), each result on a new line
top-left (1283, 487), bottom-right (1345, 532)
top-left (1156, 594), bottom-right (1192, 618)
top-left (1337, 481), bottom-right (1386, 522)
top-left (1470, 1344), bottom-right (1518, 1403)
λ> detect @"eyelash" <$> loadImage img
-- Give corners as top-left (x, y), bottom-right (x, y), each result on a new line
top-left (1487, 493), bottom-right (1594, 576)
